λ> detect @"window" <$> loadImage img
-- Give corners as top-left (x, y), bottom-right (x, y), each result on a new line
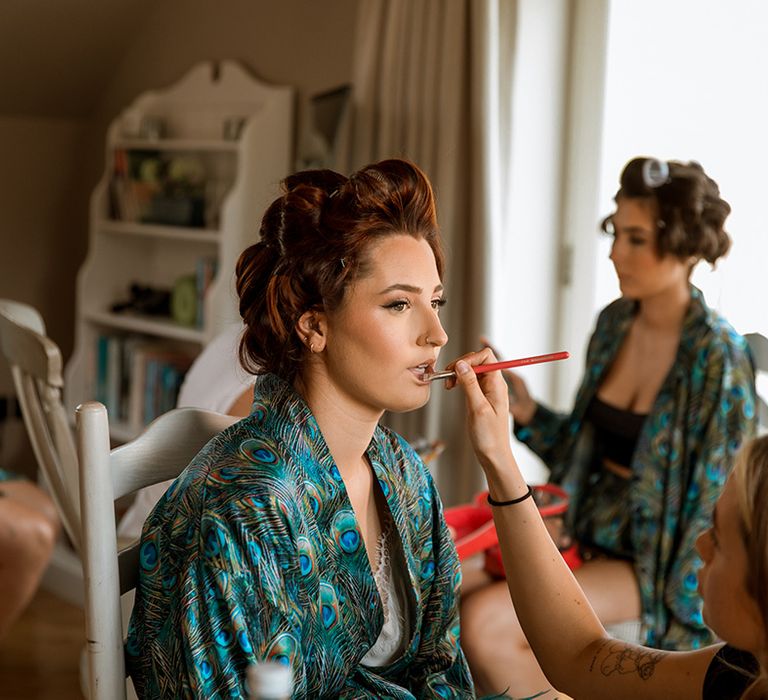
top-left (596, 0), bottom-right (767, 343)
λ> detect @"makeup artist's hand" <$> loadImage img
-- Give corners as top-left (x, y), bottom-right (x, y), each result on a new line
top-left (446, 348), bottom-right (514, 471)
top-left (479, 336), bottom-right (537, 426)
top-left (502, 371), bottom-right (536, 426)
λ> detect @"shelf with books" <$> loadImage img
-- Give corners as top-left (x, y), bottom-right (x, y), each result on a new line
top-left (65, 61), bottom-right (293, 441)
top-left (89, 331), bottom-right (197, 437)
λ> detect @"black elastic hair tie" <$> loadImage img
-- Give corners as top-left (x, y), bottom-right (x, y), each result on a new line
top-left (487, 485), bottom-right (534, 507)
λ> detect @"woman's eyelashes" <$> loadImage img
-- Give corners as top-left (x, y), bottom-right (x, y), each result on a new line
top-left (382, 297), bottom-right (446, 313)
top-left (383, 299), bottom-right (410, 312)
top-left (432, 297), bottom-right (447, 312)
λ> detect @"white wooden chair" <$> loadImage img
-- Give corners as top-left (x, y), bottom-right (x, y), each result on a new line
top-left (746, 332), bottom-right (768, 435)
top-left (76, 400), bottom-right (237, 700)
top-left (0, 299), bottom-right (81, 550)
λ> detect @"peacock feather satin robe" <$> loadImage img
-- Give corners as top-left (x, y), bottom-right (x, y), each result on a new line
top-left (126, 373), bottom-right (473, 699)
top-left (514, 286), bottom-right (756, 650)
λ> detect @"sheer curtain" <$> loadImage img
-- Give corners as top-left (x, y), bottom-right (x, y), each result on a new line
top-left (341, 0), bottom-right (516, 504)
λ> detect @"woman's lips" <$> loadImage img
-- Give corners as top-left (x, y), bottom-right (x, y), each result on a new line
top-left (410, 363), bottom-right (434, 381)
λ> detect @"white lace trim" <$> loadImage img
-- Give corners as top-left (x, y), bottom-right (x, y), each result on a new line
top-left (361, 521), bottom-right (410, 666)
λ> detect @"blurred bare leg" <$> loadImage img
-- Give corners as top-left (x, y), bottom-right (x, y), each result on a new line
top-left (0, 480), bottom-right (60, 639)
top-left (460, 558), bottom-right (640, 697)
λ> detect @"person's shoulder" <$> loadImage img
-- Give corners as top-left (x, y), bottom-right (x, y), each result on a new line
top-left (688, 290), bottom-right (751, 363)
top-left (158, 417), bottom-right (289, 513)
top-left (703, 644), bottom-right (759, 700)
top-left (200, 416), bottom-right (297, 494)
top-left (584, 298), bottom-right (635, 357)
top-left (595, 296), bottom-right (635, 328)
top-left (147, 417), bottom-right (298, 548)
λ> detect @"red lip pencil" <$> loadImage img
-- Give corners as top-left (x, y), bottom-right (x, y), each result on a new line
top-left (425, 351), bottom-right (569, 381)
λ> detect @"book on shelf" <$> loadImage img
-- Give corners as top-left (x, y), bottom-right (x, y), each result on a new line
top-left (94, 334), bottom-right (109, 408)
top-left (109, 149), bottom-right (159, 223)
top-left (94, 333), bottom-right (195, 432)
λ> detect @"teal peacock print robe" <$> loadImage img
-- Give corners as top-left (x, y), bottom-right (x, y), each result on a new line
top-left (125, 373), bottom-right (473, 699)
top-left (514, 286), bottom-right (756, 650)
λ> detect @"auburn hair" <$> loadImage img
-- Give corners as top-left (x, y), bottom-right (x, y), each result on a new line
top-left (235, 158), bottom-right (443, 381)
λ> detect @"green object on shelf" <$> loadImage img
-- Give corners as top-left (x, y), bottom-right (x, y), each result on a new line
top-left (171, 275), bottom-right (198, 327)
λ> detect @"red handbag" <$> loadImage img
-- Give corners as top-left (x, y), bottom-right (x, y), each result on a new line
top-left (444, 483), bottom-right (582, 577)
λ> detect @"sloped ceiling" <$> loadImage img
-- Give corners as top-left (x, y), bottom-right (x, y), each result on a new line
top-left (0, 0), bottom-right (155, 119)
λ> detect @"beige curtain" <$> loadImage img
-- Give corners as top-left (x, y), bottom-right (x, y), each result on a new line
top-left (341, 0), bottom-right (517, 505)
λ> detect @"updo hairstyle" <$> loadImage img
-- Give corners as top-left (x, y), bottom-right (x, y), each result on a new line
top-left (235, 158), bottom-right (443, 381)
top-left (601, 157), bottom-right (731, 264)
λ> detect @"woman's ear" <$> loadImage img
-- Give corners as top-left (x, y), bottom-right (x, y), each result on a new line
top-left (296, 310), bottom-right (327, 353)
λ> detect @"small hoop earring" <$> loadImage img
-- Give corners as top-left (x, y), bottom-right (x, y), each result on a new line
top-left (309, 342), bottom-right (316, 353)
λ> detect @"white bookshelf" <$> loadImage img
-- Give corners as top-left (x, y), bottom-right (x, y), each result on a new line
top-left (65, 61), bottom-right (293, 440)
top-left (99, 219), bottom-right (221, 244)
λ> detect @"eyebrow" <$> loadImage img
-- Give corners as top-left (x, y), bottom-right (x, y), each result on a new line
top-left (378, 283), bottom-right (444, 295)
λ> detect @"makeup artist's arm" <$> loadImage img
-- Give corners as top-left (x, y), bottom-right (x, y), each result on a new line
top-left (450, 356), bottom-right (718, 700)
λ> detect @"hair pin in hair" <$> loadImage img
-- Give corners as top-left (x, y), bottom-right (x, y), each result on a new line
top-left (339, 257), bottom-right (346, 268)
top-left (368, 169), bottom-right (386, 183)
top-left (329, 188), bottom-right (339, 199)
top-left (642, 158), bottom-right (670, 188)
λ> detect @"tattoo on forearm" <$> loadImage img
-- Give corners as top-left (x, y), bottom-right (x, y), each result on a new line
top-left (589, 639), bottom-right (667, 680)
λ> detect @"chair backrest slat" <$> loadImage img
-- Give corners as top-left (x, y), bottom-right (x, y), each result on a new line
top-left (0, 300), bottom-right (80, 549)
top-left (77, 402), bottom-right (124, 699)
top-left (77, 400), bottom-right (236, 700)
top-left (0, 306), bottom-right (63, 387)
